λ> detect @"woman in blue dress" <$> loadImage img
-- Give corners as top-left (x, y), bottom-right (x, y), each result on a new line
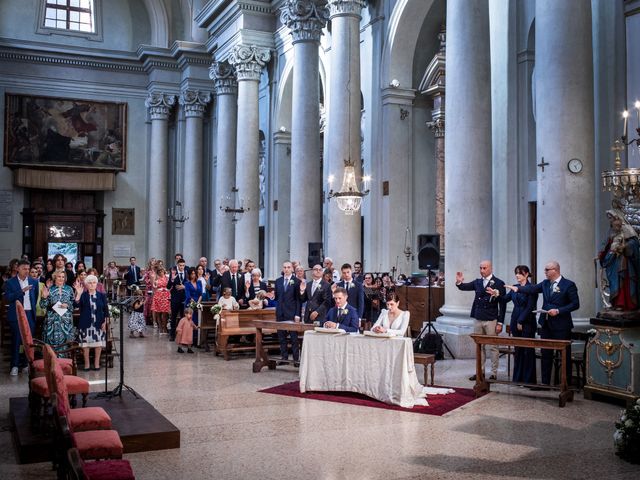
top-left (40, 270), bottom-right (75, 354)
top-left (503, 265), bottom-right (538, 384)
top-left (184, 267), bottom-right (203, 346)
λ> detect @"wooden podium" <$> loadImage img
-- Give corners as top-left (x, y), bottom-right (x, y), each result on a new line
top-left (395, 285), bottom-right (445, 337)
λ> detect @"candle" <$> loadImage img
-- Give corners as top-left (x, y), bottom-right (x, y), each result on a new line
top-left (635, 101), bottom-right (640, 130)
top-left (623, 110), bottom-right (629, 139)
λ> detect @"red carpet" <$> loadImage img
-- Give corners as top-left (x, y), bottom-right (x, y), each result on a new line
top-left (259, 381), bottom-right (478, 416)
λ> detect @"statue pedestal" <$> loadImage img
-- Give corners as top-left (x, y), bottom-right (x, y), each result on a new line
top-left (585, 314), bottom-right (640, 406)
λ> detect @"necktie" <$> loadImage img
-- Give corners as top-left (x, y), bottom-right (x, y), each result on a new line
top-left (284, 277), bottom-right (288, 292)
top-left (482, 277), bottom-right (488, 288)
top-left (179, 272), bottom-right (183, 282)
top-left (132, 267), bottom-right (137, 283)
top-left (233, 274), bottom-right (237, 295)
top-left (347, 282), bottom-right (351, 290)
top-left (311, 281), bottom-right (317, 296)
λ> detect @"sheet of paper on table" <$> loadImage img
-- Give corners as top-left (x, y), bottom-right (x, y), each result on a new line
top-left (363, 331), bottom-right (397, 338)
top-left (314, 327), bottom-right (346, 334)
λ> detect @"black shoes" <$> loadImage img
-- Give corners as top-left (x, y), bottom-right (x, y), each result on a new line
top-left (294, 362), bottom-right (300, 368)
top-left (177, 347), bottom-right (184, 353)
top-left (468, 374), bottom-right (477, 381)
top-left (187, 348), bottom-right (194, 354)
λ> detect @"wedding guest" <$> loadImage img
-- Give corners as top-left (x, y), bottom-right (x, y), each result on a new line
top-left (168, 259), bottom-right (188, 340)
top-left (128, 296), bottom-right (146, 338)
top-left (362, 273), bottom-right (383, 327)
top-left (125, 256), bottom-right (141, 287)
top-left (176, 307), bottom-right (198, 354)
top-left (336, 263), bottom-right (365, 320)
top-left (218, 287), bottom-right (239, 310)
top-left (323, 287), bottom-right (359, 332)
top-left (143, 258), bottom-right (156, 323)
top-left (74, 274), bottom-right (109, 371)
top-left (75, 261), bottom-right (86, 275)
top-left (299, 265), bottom-right (332, 324)
top-left (322, 268), bottom-right (334, 286)
top-left (370, 292), bottom-right (410, 336)
top-left (353, 261), bottom-right (364, 284)
top-left (184, 267), bottom-right (203, 346)
top-left (86, 268), bottom-right (106, 293)
top-left (1, 258), bottom-right (19, 293)
top-left (44, 258), bottom-right (54, 281)
top-left (323, 257), bottom-right (340, 283)
top-left (245, 268), bottom-right (268, 305)
top-left (274, 261), bottom-right (302, 365)
top-left (295, 265), bottom-right (306, 281)
top-left (32, 261), bottom-right (44, 283)
top-left (103, 260), bottom-right (120, 294)
top-left (40, 270), bottom-right (75, 352)
top-left (196, 264), bottom-right (210, 301)
top-left (215, 259), bottom-right (246, 307)
top-left (152, 266), bottom-right (171, 335)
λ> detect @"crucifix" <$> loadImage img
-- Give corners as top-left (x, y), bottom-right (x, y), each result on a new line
top-left (157, 218), bottom-right (163, 224)
top-left (537, 157), bottom-right (549, 172)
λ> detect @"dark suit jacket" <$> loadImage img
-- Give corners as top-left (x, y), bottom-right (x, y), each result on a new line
top-left (125, 265), bottom-right (142, 286)
top-left (219, 271), bottom-right (246, 302)
top-left (456, 276), bottom-right (506, 322)
top-left (518, 277), bottom-right (579, 331)
top-left (168, 269), bottom-right (187, 305)
top-left (275, 276), bottom-right (301, 321)
top-left (504, 287), bottom-right (538, 333)
top-left (336, 280), bottom-right (365, 318)
top-left (75, 291), bottom-right (110, 330)
top-left (299, 279), bottom-right (332, 323)
top-left (3, 276), bottom-right (39, 323)
top-left (323, 304), bottom-right (359, 332)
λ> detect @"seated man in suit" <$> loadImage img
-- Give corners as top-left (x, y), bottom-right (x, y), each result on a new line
top-left (507, 260), bottom-right (579, 385)
top-left (323, 287), bottom-right (359, 333)
top-left (275, 261), bottom-right (302, 365)
top-left (456, 260), bottom-right (506, 381)
top-left (299, 264), bottom-right (332, 324)
top-left (336, 263), bottom-right (365, 321)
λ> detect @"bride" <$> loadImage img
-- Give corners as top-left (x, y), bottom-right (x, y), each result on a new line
top-left (370, 292), bottom-right (454, 403)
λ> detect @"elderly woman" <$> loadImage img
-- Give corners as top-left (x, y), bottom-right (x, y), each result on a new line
top-left (74, 274), bottom-right (110, 371)
top-left (40, 270), bottom-right (75, 352)
top-left (245, 268), bottom-right (269, 307)
top-left (370, 292), bottom-right (410, 336)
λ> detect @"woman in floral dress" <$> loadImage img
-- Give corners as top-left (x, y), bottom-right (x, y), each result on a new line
top-left (152, 266), bottom-right (171, 334)
top-left (40, 270), bottom-right (75, 354)
top-left (143, 258), bottom-right (156, 324)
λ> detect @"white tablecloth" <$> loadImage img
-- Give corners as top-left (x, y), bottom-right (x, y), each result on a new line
top-left (299, 331), bottom-right (426, 408)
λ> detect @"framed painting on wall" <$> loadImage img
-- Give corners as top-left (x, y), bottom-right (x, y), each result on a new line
top-left (112, 208), bottom-right (134, 235)
top-left (4, 93), bottom-right (127, 171)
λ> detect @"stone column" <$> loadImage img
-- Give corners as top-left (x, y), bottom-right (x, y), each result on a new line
top-left (535, 0), bottom-right (594, 318)
top-left (228, 45), bottom-right (271, 262)
top-left (325, 0), bottom-right (365, 267)
top-left (281, 0), bottom-right (329, 265)
top-left (209, 62), bottom-right (238, 260)
top-left (179, 90), bottom-right (211, 265)
top-left (145, 92), bottom-right (176, 263)
top-left (436, 0), bottom-right (492, 358)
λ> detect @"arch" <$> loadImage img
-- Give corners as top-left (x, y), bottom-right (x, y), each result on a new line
top-left (141, 0), bottom-right (170, 47)
top-left (381, 0), bottom-right (435, 89)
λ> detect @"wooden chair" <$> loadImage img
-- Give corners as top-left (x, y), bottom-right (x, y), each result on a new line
top-left (570, 331), bottom-right (590, 390)
top-left (67, 448), bottom-right (135, 480)
top-left (413, 353), bottom-right (436, 386)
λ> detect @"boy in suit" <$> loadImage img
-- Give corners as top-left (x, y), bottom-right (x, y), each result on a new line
top-left (274, 261), bottom-right (302, 365)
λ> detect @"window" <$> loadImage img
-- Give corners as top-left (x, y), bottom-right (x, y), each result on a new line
top-left (43, 0), bottom-right (94, 33)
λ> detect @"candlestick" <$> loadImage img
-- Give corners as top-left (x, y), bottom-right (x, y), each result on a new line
top-left (623, 110), bottom-right (629, 139)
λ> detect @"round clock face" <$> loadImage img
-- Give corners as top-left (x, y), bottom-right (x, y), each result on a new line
top-left (568, 158), bottom-right (583, 174)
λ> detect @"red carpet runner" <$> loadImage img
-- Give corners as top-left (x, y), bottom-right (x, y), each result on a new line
top-left (259, 381), bottom-right (477, 416)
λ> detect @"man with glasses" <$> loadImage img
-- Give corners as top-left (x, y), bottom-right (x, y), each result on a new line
top-left (507, 260), bottom-right (579, 385)
top-left (299, 264), bottom-right (332, 324)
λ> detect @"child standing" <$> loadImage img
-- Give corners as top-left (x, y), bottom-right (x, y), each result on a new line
top-left (128, 296), bottom-right (146, 338)
top-left (218, 287), bottom-right (240, 310)
top-left (176, 307), bottom-right (198, 353)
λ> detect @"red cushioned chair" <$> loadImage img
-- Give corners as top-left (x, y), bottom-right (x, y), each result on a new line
top-left (45, 345), bottom-right (112, 432)
top-left (67, 447), bottom-right (135, 480)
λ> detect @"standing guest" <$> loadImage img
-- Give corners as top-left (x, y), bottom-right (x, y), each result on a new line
top-left (243, 259), bottom-right (256, 283)
top-left (125, 256), bottom-right (141, 287)
top-left (34, 265), bottom-right (47, 319)
top-left (75, 261), bottom-right (86, 275)
top-left (381, 273), bottom-right (394, 296)
top-left (455, 260), bottom-right (506, 381)
top-left (218, 287), bottom-right (240, 310)
top-left (173, 253), bottom-right (185, 270)
top-left (44, 259), bottom-right (54, 281)
top-left (353, 261), bottom-right (364, 284)
top-left (362, 273), bottom-right (384, 327)
top-left (322, 268), bottom-right (334, 286)
top-left (198, 257), bottom-right (213, 275)
top-left (323, 257), bottom-right (340, 283)
top-left (64, 262), bottom-right (76, 287)
top-left (1, 258), bottom-right (19, 293)
top-left (295, 265), bottom-right (306, 281)
top-left (184, 267), bottom-right (203, 346)
top-left (215, 259), bottom-right (246, 307)
top-left (168, 259), bottom-right (188, 340)
top-left (245, 268), bottom-right (269, 305)
top-left (299, 264), bottom-right (332, 324)
top-left (74, 274), bottom-right (109, 372)
top-left (507, 260), bottom-right (579, 385)
top-left (210, 259), bottom-right (224, 298)
top-left (86, 268), bottom-right (106, 293)
top-left (336, 263), bottom-right (365, 321)
top-left (33, 261), bottom-right (44, 283)
top-left (40, 270), bottom-right (75, 352)
top-left (196, 264), bottom-right (211, 301)
top-left (45, 254), bottom-right (66, 282)
top-left (152, 266), bottom-right (171, 335)
top-left (143, 258), bottom-right (156, 323)
top-left (103, 261), bottom-right (120, 294)
top-left (492, 265), bottom-right (538, 384)
top-left (176, 307), bottom-right (198, 354)
top-left (323, 287), bottom-right (359, 332)
top-left (274, 261), bottom-right (302, 366)
top-left (3, 260), bottom-right (38, 375)
top-left (128, 296), bottom-right (146, 338)
top-left (370, 292), bottom-right (410, 336)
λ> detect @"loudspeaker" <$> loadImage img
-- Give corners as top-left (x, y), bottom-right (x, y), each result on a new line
top-left (417, 234), bottom-right (440, 270)
top-left (308, 242), bottom-right (324, 269)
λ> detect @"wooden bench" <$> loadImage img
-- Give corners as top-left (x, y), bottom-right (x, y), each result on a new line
top-left (216, 309), bottom-right (277, 360)
top-left (413, 353), bottom-right (436, 386)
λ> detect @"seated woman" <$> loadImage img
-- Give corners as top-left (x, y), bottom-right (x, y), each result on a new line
top-left (370, 292), bottom-right (410, 336)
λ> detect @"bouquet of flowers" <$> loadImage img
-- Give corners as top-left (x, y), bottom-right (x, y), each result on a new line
top-left (112, 279), bottom-right (122, 288)
top-left (210, 304), bottom-right (222, 321)
top-left (614, 397), bottom-right (640, 463)
top-left (188, 300), bottom-right (203, 312)
top-left (128, 284), bottom-right (141, 294)
top-left (108, 304), bottom-right (121, 320)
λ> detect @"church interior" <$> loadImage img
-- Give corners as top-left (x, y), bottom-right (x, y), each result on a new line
top-left (1, 0), bottom-right (640, 478)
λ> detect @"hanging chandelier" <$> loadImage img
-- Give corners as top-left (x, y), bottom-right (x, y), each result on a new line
top-left (327, 159), bottom-right (370, 215)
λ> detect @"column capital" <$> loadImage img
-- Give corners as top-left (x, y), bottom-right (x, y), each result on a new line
top-left (328, 0), bottom-right (365, 19)
top-left (179, 90), bottom-right (211, 118)
top-left (427, 117), bottom-right (445, 138)
top-left (145, 92), bottom-right (176, 120)
top-left (281, 0), bottom-right (329, 44)
top-left (209, 61), bottom-right (238, 95)
top-left (228, 45), bottom-right (271, 82)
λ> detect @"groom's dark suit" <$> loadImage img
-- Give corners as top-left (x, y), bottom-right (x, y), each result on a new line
top-left (299, 279), bottom-right (332, 324)
top-left (518, 277), bottom-right (579, 384)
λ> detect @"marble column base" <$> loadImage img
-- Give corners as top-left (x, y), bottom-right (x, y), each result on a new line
top-left (429, 316), bottom-right (476, 359)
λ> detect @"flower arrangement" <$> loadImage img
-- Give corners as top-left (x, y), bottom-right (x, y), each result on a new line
top-left (552, 284), bottom-right (560, 293)
top-left (128, 284), bottom-right (141, 293)
top-left (112, 279), bottom-right (122, 287)
top-left (188, 300), bottom-right (203, 311)
top-left (614, 397), bottom-right (640, 463)
top-left (108, 304), bottom-right (120, 320)
top-left (289, 279), bottom-right (295, 286)
top-left (210, 304), bottom-right (222, 321)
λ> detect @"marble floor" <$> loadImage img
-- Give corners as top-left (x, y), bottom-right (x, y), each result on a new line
top-left (1, 326), bottom-right (639, 480)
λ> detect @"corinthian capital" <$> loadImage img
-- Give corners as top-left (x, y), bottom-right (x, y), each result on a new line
top-left (179, 90), bottom-right (211, 118)
top-left (209, 62), bottom-right (238, 95)
top-left (328, 0), bottom-right (366, 19)
top-left (281, 0), bottom-right (329, 43)
top-left (145, 92), bottom-right (176, 120)
top-left (228, 45), bottom-right (271, 82)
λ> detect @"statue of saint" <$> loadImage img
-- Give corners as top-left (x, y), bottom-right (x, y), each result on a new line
top-left (599, 209), bottom-right (640, 311)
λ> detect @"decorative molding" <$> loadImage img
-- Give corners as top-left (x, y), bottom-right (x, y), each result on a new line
top-left (328, 0), bottom-right (366, 19)
top-left (228, 45), bottom-right (271, 81)
top-left (145, 92), bottom-right (176, 120)
top-left (281, 0), bottom-right (329, 44)
top-left (179, 90), bottom-right (211, 117)
top-left (0, 50), bottom-right (145, 73)
top-left (209, 61), bottom-right (238, 95)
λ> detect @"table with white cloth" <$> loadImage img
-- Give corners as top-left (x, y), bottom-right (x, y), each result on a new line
top-left (299, 331), bottom-right (446, 408)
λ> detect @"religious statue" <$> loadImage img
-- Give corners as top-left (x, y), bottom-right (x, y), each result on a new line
top-left (598, 209), bottom-right (640, 311)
